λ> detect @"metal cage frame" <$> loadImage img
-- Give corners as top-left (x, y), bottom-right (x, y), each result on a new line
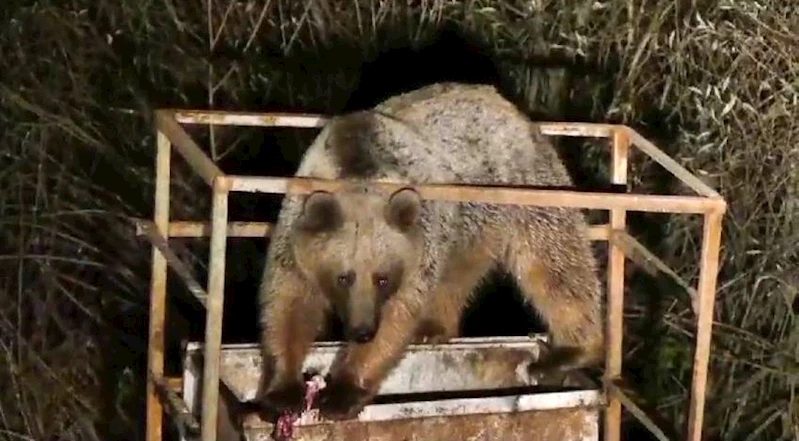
top-left (135, 109), bottom-right (726, 441)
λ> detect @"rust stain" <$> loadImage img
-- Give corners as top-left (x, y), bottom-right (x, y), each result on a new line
top-left (440, 352), bottom-right (456, 368)
top-left (181, 111), bottom-right (215, 124)
top-left (251, 407), bottom-right (596, 441)
top-left (221, 341), bottom-right (562, 403)
top-left (261, 114), bottom-right (278, 125)
top-left (465, 348), bottom-right (533, 387)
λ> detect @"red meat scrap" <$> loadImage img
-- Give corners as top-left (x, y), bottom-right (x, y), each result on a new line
top-left (272, 375), bottom-right (327, 441)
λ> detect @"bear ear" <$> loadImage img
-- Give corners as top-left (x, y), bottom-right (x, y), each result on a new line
top-left (385, 187), bottom-right (421, 231)
top-left (297, 191), bottom-right (343, 233)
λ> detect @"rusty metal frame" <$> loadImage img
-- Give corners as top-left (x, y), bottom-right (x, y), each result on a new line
top-left (140, 108), bottom-right (726, 441)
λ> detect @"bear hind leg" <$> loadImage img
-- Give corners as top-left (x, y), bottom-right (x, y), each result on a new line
top-left (508, 235), bottom-right (605, 377)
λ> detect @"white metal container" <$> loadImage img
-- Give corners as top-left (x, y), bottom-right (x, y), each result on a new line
top-left (181, 335), bottom-right (603, 441)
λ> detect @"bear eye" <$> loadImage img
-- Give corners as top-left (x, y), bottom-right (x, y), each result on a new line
top-left (336, 271), bottom-right (355, 288)
top-left (374, 274), bottom-right (389, 289)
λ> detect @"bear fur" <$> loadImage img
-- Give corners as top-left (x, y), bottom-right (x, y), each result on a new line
top-left (256, 82), bottom-right (604, 420)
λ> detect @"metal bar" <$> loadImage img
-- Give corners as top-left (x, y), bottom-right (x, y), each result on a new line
top-left (200, 184), bottom-right (230, 441)
top-left (297, 390), bottom-right (603, 425)
top-left (686, 211), bottom-right (724, 441)
top-left (534, 122), bottom-right (615, 138)
top-left (137, 220), bottom-right (208, 307)
top-left (134, 219), bottom-right (608, 241)
top-left (150, 371), bottom-right (200, 436)
top-left (606, 381), bottom-right (672, 441)
top-left (609, 230), bottom-right (698, 315)
top-left (166, 376), bottom-right (183, 392)
top-left (604, 128), bottom-right (629, 441)
top-left (188, 336), bottom-right (596, 404)
top-left (222, 175), bottom-right (719, 214)
top-left (181, 344), bottom-right (201, 441)
top-left (174, 109), bottom-right (328, 128)
top-left (154, 110), bottom-right (225, 186)
top-left (625, 127), bottom-right (723, 200)
top-left (192, 336), bottom-right (602, 440)
top-left (134, 219), bottom-right (272, 239)
top-left (215, 337), bottom-right (552, 402)
top-left (186, 335), bottom-right (550, 353)
top-left (167, 108), bottom-right (617, 138)
top-left (241, 404), bottom-right (601, 441)
top-left (588, 224), bottom-right (610, 242)
top-left (146, 130), bottom-right (170, 441)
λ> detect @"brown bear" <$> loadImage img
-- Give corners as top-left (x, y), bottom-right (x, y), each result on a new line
top-left (256, 82), bottom-right (604, 420)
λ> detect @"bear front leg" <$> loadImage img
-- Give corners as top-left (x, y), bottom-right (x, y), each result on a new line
top-left (414, 242), bottom-right (495, 345)
top-left (413, 285), bottom-right (473, 345)
top-left (258, 269), bottom-right (326, 414)
top-left (318, 295), bottom-right (421, 420)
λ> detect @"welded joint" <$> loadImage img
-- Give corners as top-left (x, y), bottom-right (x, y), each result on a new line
top-left (707, 197), bottom-right (727, 215)
top-left (213, 175), bottom-right (232, 193)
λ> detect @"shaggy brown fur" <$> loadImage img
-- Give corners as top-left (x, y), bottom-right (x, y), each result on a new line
top-left (257, 82), bottom-right (604, 420)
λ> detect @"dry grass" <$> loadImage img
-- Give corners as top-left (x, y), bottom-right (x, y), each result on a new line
top-left (0, 1), bottom-right (797, 440)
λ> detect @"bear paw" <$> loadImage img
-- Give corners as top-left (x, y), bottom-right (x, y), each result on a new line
top-left (318, 377), bottom-right (372, 421)
top-left (262, 380), bottom-right (306, 414)
top-left (414, 320), bottom-right (455, 345)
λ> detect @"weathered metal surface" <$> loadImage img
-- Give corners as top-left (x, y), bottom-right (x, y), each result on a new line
top-left (150, 372), bottom-right (200, 436)
top-left (686, 211), bottom-right (724, 441)
top-left (200, 186), bottom-right (230, 441)
top-left (137, 220), bottom-right (208, 307)
top-left (154, 110), bottom-right (223, 186)
top-left (182, 336), bottom-right (602, 441)
top-left (135, 219), bottom-right (610, 241)
top-left (171, 108), bottom-right (617, 142)
top-left (607, 381), bottom-right (673, 441)
top-left (150, 107), bottom-right (728, 441)
top-left (171, 108), bottom-right (614, 137)
top-left (604, 128), bottom-right (629, 441)
top-left (241, 406), bottom-right (599, 441)
top-left (625, 127), bottom-right (722, 199)
top-left (223, 174), bottom-right (718, 214)
top-left (186, 336), bottom-right (558, 402)
top-left (146, 129), bottom-right (170, 441)
top-left (275, 389), bottom-right (602, 426)
top-left (173, 110), bottom-right (328, 128)
top-left (610, 230), bottom-right (698, 314)
top-left (158, 107), bottom-right (726, 202)
top-left (134, 220), bottom-right (274, 238)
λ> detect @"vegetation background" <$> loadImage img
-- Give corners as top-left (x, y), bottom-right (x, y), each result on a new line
top-left (0, 1), bottom-right (796, 440)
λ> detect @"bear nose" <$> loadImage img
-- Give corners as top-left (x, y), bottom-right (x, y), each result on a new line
top-left (349, 327), bottom-right (376, 343)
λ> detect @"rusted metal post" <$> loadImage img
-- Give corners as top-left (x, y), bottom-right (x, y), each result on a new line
top-left (147, 130), bottom-right (171, 441)
top-left (154, 110), bottom-right (224, 187)
top-left (174, 110), bottom-right (328, 128)
top-left (686, 210), bottom-right (724, 441)
top-left (604, 128), bottom-right (629, 441)
top-left (137, 220), bottom-right (209, 307)
top-left (609, 230), bottom-right (698, 315)
top-left (135, 219), bottom-right (611, 242)
top-left (200, 179), bottom-right (230, 441)
top-left (226, 175), bottom-right (713, 214)
top-left (625, 128), bottom-right (721, 199)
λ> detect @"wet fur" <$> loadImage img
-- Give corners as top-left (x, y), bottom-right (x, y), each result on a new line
top-left (257, 82), bottom-right (604, 419)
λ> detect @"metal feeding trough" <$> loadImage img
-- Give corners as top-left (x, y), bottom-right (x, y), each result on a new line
top-left (181, 336), bottom-right (604, 441)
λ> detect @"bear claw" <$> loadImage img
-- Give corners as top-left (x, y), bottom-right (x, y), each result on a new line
top-left (262, 381), bottom-right (306, 414)
top-left (414, 320), bottom-right (455, 345)
top-left (318, 378), bottom-right (371, 420)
